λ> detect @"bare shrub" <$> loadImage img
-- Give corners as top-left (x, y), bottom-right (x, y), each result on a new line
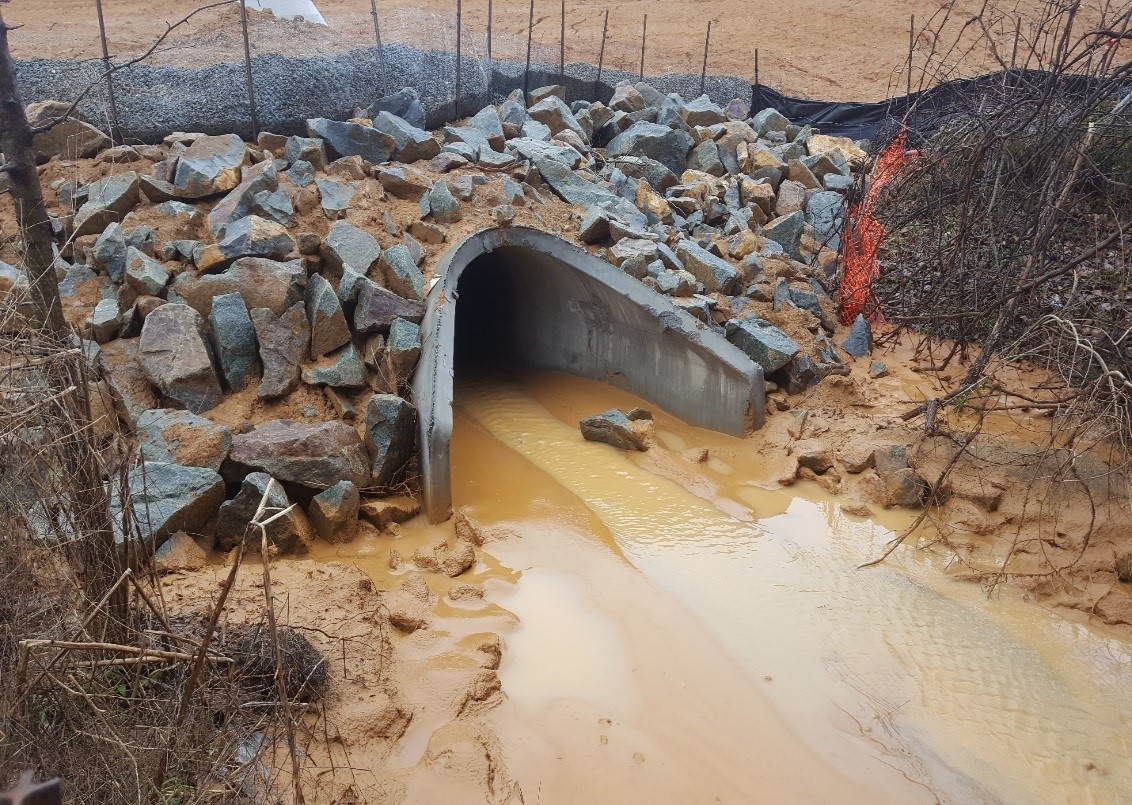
top-left (860, 0), bottom-right (1131, 569)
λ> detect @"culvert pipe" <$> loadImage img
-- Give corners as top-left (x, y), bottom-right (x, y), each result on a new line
top-left (411, 226), bottom-right (764, 523)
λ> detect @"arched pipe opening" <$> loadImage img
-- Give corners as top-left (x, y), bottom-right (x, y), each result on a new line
top-left (411, 226), bottom-right (764, 522)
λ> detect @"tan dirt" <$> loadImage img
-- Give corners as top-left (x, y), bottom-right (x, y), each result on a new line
top-left (5, 0), bottom-right (1063, 102)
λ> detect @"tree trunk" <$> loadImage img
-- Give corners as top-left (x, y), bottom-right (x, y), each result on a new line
top-left (0, 11), bottom-right (66, 337)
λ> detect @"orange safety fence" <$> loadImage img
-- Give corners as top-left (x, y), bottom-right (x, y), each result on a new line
top-left (838, 129), bottom-right (914, 324)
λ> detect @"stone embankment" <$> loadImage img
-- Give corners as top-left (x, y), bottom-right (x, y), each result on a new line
top-left (4, 80), bottom-right (919, 563)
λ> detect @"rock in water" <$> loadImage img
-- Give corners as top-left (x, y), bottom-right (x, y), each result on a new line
top-left (579, 409), bottom-right (649, 451)
top-left (138, 304), bottom-right (223, 414)
top-left (230, 420), bottom-right (372, 489)
top-left (365, 394), bottom-right (417, 487)
top-left (308, 481), bottom-right (361, 543)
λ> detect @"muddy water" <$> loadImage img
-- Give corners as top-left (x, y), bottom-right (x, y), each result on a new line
top-left (319, 370), bottom-right (1132, 803)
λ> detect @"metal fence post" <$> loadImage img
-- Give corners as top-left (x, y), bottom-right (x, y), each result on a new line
top-left (238, 0), bottom-right (260, 139)
top-left (906, 14), bottom-right (914, 97)
top-left (559, 0), bottom-right (565, 83)
top-left (639, 13), bottom-right (646, 81)
top-left (487, 0), bottom-right (493, 98)
top-left (699, 20), bottom-right (711, 96)
top-left (595, 8), bottom-right (608, 100)
top-left (749, 47), bottom-right (759, 117)
top-left (455, 0), bottom-right (462, 118)
top-left (369, 0), bottom-right (386, 96)
top-left (524, 0), bottom-right (534, 98)
top-left (93, 0), bottom-right (120, 144)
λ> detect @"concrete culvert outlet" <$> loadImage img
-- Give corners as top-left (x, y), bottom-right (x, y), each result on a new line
top-left (411, 226), bottom-right (765, 522)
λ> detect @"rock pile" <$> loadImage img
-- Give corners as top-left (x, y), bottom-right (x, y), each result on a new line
top-left (11, 81), bottom-right (896, 561)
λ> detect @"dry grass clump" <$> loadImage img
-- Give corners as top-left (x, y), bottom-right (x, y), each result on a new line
top-left (0, 286), bottom-right (327, 803)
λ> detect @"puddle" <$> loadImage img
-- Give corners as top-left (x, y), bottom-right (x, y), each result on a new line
top-left (314, 369), bottom-right (1131, 803)
top-left (454, 371), bottom-right (1132, 804)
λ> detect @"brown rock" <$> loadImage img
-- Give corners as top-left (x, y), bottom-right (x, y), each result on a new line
top-left (137, 303), bottom-right (222, 414)
top-left (229, 419), bottom-right (371, 489)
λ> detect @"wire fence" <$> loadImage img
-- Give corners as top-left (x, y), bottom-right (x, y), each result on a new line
top-left (10, 0), bottom-right (818, 144)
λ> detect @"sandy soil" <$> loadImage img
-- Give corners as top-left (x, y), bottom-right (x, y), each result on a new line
top-left (5, 0), bottom-right (1057, 101)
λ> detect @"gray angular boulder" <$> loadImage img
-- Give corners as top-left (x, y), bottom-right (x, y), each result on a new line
top-left (207, 159), bottom-right (280, 236)
top-left (675, 240), bottom-right (740, 294)
top-left (841, 314), bottom-right (873, 358)
top-left (27, 101), bottom-right (110, 162)
top-left (92, 223), bottom-right (128, 282)
top-left (305, 273), bottom-right (351, 358)
top-left (284, 135), bottom-right (327, 169)
top-left (376, 165), bottom-right (431, 200)
top-left (136, 408), bottom-right (232, 471)
top-left (725, 317), bottom-right (801, 373)
top-left (172, 258), bottom-right (306, 317)
top-left (384, 317), bottom-right (422, 380)
top-left (750, 108), bottom-right (790, 136)
top-left (354, 280), bottom-right (426, 333)
top-left (682, 95), bottom-right (728, 127)
top-left (306, 118), bottom-right (396, 163)
top-left (138, 303), bottom-right (222, 414)
top-left (606, 122), bottom-right (694, 177)
top-left (251, 303), bottom-right (309, 399)
top-left (371, 111), bottom-right (440, 162)
top-left (805, 191), bottom-right (847, 249)
top-left (117, 462), bottom-right (225, 548)
top-left (380, 244), bottom-right (426, 300)
top-left (308, 480), bottom-right (360, 543)
top-left (365, 393), bottom-right (417, 487)
top-left (322, 220), bottom-right (382, 276)
top-left (301, 343), bottom-right (366, 388)
top-left (73, 172), bottom-right (140, 237)
top-left (215, 471), bottom-right (313, 554)
top-left (208, 292), bottom-right (260, 390)
top-left (469, 106), bottom-right (506, 151)
top-left (762, 211), bottom-right (806, 259)
top-left (124, 247), bottom-right (170, 297)
top-left (526, 153), bottom-right (645, 226)
top-left (527, 95), bottom-right (588, 143)
top-left (316, 178), bottom-right (356, 219)
top-left (230, 420), bottom-right (371, 489)
top-left (427, 180), bottom-right (462, 224)
top-left (173, 134), bottom-right (248, 198)
top-left (365, 87), bottom-right (426, 129)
